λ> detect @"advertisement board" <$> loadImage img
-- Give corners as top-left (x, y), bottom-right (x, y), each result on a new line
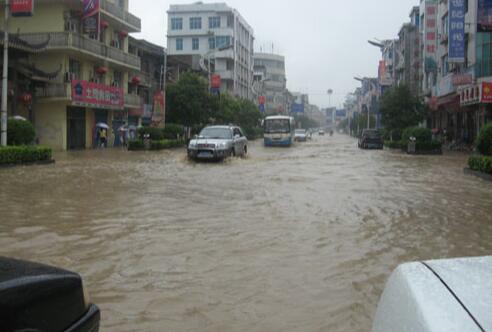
top-left (478, 0), bottom-right (492, 32)
top-left (448, 0), bottom-right (466, 62)
top-left (83, 0), bottom-right (100, 34)
top-left (71, 80), bottom-right (123, 109)
top-left (211, 74), bottom-right (221, 89)
top-left (152, 90), bottom-right (165, 124)
top-left (11, 0), bottom-right (34, 17)
top-left (481, 82), bottom-right (492, 103)
top-left (291, 103), bottom-right (304, 113)
top-left (424, 1), bottom-right (438, 72)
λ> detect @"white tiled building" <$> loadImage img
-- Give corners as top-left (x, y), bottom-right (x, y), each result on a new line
top-left (167, 2), bottom-right (255, 99)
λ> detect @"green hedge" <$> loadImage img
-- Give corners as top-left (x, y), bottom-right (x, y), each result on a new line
top-left (128, 139), bottom-right (185, 151)
top-left (137, 127), bottom-right (165, 141)
top-left (384, 140), bottom-right (403, 149)
top-left (469, 155), bottom-right (492, 175)
top-left (476, 123), bottom-right (492, 156)
top-left (416, 140), bottom-right (442, 152)
top-left (402, 126), bottom-right (432, 144)
top-left (0, 146), bottom-right (52, 165)
top-left (128, 139), bottom-right (145, 151)
top-left (163, 124), bottom-right (184, 139)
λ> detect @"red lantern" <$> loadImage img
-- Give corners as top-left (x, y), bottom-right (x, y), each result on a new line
top-left (131, 76), bottom-right (141, 84)
top-left (96, 67), bottom-right (108, 75)
top-left (19, 92), bottom-right (32, 104)
top-left (118, 31), bottom-right (128, 38)
top-left (100, 21), bottom-right (109, 29)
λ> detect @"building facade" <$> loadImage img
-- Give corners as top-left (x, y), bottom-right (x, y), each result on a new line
top-left (0, 0), bottom-right (142, 150)
top-left (167, 2), bottom-right (254, 99)
top-left (253, 52), bottom-right (287, 114)
top-left (396, 6), bottom-right (421, 94)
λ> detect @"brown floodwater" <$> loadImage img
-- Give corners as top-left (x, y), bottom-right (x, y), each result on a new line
top-left (1, 134), bottom-right (491, 331)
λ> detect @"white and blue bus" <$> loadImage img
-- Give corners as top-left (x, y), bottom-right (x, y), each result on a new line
top-left (263, 116), bottom-right (295, 147)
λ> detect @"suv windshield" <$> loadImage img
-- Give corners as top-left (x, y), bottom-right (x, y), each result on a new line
top-left (199, 128), bottom-right (232, 139)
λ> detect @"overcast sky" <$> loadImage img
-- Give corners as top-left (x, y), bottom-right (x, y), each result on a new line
top-left (130, 0), bottom-right (418, 109)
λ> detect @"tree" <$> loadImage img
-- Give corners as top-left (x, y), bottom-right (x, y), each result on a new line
top-left (379, 85), bottom-right (427, 139)
top-left (166, 72), bottom-right (211, 127)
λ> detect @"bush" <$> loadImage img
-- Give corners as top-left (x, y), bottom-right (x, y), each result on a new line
top-left (138, 127), bottom-right (164, 141)
top-left (416, 140), bottom-right (442, 152)
top-left (243, 127), bottom-right (263, 140)
top-left (150, 139), bottom-right (185, 150)
top-left (0, 146), bottom-right (52, 165)
top-left (6, 119), bottom-right (36, 145)
top-left (162, 124), bottom-right (184, 139)
top-left (402, 126), bottom-right (432, 144)
top-left (469, 155), bottom-right (492, 174)
top-left (384, 140), bottom-right (403, 149)
top-left (128, 139), bottom-right (145, 151)
top-left (476, 123), bottom-right (492, 156)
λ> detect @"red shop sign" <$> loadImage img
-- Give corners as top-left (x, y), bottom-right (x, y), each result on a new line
top-left (482, 82), bottom-right (492, 103)
top-left (11, 0), bottom-right (34, 17)
top-left (71, 80), bottom-right (124, 109)
top-left (211, 74), bottom-right (221, 89)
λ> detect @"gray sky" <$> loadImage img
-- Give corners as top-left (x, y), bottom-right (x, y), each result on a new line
top-left (130, 0), bottom-right (418, 109)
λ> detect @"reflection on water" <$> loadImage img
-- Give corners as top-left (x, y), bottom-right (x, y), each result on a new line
top-left (1, 135), bottom-right (492, 331)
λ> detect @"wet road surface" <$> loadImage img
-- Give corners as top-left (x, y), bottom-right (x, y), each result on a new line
top-left (1, 134), bottom-right (492, 331)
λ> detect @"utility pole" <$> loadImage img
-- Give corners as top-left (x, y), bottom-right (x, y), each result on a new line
top-left (1, 0), bottom-right (9, 146)
top-left (367, 107), bottom-right (371, 130)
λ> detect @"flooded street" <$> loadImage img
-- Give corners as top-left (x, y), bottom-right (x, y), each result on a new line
top-left (1, 134), bottom-right (492, 332)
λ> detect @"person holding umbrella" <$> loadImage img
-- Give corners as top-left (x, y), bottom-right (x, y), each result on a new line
top-left (96, 123), bottom-right (109, 148)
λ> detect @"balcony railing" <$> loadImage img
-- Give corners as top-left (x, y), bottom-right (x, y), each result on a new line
top-left (18, 32), bottom-right (141, 70)
top-left (101, 0), bottom-right (141, 31)
top-left (35, 83), bottom-right (70, 99)
top-left (125, 93), bottom-right (143, 107)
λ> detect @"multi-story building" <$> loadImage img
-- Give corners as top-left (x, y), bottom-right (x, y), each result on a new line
top-left (167, 2), bottom-right (255, 99)
top-left (128, 37), bottom-right (166, 126)
top-left (0, 0), bottom-right (142, 150)
top-left (253, 52), bottom-right (287, 114)
top-left (395, 6), bottom-right (421, 94)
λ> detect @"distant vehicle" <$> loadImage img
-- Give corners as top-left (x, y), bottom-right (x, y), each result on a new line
top-left (0, 257), bottom-right (100, 332)
top-left (188, 125), bottom-right (248, 161)
top-left (294, 129), bottom-right (308, 142)
top-left (372, 256), bottom-right (492, 332)
top-left (319, 129), bottom-right (325, 136)
top-left (263, 116), bottom-right (295, 147)
top-left (358, 129), bottom-right (383, 149)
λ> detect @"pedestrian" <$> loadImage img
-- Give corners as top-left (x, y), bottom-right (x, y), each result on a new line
top-left (100, 128), bottom-right (107, 148)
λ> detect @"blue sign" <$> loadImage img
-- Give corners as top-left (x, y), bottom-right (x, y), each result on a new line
top-left (336, 110), bottom-right (347, 118)
top-left (449, 0), bottom-right (465, 62)
top-left (259, 104), bottom-right (265, 113)
top-left (291, 103), bottom-right (304, 113)
top-left (478, 0), bottom-right (492, 32)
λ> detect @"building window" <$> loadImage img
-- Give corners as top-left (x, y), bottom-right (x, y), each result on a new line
top-left (69, 59), bottom-right (81, 80)
top-left (209, 16), bottom-right (220, 29)
top-left (190, 17), bottom-right (202, 30)
top-left (227, 15), bottom-right (234, 28)
top-left (192, 38), bottom-right (199, 50)
top-left (171, 18), bottom-right (183, 30)
top-left (113, 71), bottom-right (122, 87)
top-left (476, 32), bottom-right (492, 78)
top-left (209, 37), bottom-right (216, 50)
top-left (216, 36), bottom-right (231, 49)
top-left (176, 38), bottom-right (183, 51)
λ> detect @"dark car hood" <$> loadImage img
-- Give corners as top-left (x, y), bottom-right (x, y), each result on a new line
top-left (0, 257), bottom-right (89, 332)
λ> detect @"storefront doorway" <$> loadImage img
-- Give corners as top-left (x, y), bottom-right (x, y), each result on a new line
top-left (67, 107), bottom-right (86, 150)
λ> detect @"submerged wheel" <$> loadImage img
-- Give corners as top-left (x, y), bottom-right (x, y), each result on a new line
top-left (243, 146), bottom-right (248, 155)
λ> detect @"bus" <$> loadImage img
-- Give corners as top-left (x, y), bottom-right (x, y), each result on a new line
top-left (263, 116), bottom-right (295, 147)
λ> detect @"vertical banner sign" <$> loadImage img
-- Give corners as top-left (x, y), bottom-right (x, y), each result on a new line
top-left (478, 0), bottom-right (492, 32)
top-left (481, 82), bottom-right (492, 103)
top-left (83, 0), bottom-right (100, 35)
top-left (449, 0), bottom-right (466, 62)
top-left (152, 91), bottom-right (165, 124)
top-left (258, 95), bottom-right (266, 113)
top-left (424, 1), bottom-right (438, 72)
top-left (11, 0), bottom-right (34, 17)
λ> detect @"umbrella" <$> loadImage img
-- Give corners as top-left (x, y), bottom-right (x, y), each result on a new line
top-left (11, 115), bottom-right (27, 121)
top-left (96, 122), bottom-right (109, 129)
top-left (118, 126), bottom-right (128, 132)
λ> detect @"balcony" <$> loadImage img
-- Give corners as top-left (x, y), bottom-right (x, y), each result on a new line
top-left (18, 32), bottom-right (141, 70)
top-left (35, 83), bottom-right (71, 100)
top-left (124, 93), bottom-right (143, 108)
top-left (100, 0), bottom-right (141, 32)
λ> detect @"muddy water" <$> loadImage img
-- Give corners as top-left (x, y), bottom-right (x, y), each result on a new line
top-left (1, 134), bottom-right (492, 331)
